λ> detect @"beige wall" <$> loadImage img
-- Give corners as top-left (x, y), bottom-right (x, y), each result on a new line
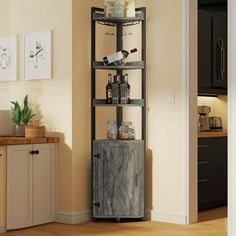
top-left (72, 0), bottom-right (103, 213)
top-left (0, 0), bottom-right (73, 213)
top-left (1, 0), bottom-right (198, 223)
top-left (144, 0), bottom-right (188, 220)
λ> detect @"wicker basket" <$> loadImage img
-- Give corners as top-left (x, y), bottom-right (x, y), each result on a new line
top-left (25, 125), bottom-right (45, 138)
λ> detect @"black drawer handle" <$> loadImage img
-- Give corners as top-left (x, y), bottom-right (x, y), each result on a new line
top-left (198, 145), bottom-right (208, 149)
top-left (30, 150), bottom-right (40, 155)
top-left (0, 154), bottom-right (2, 157)
top-left (198, 161), bottom-right (208, 165)
top-left (198, 179), bottom-right (208, 183)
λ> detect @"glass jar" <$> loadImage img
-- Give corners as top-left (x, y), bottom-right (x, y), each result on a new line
top-left (106, 120), bottom-right (118, 139)
top-left (119, 121), bottom-right (135, 140)
top-left (114, 0), bottom-right (125, 17)
top-left (104, 0), bottom-right (115, 17)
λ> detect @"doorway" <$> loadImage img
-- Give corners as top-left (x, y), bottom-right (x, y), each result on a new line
top-left (197, 0), bottom-right (227, 222)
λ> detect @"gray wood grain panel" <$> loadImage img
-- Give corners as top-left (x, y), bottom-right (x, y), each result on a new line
top-left (93, 140), bottom-right (144, 218)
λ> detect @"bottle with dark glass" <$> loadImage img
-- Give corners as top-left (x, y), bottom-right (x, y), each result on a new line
top-left (112, 75), bottom-right (119, 104)
top-left (124, 73), bottom-right (130, 104)
top-left (106, 73), bottom-right (113, 104)
top-left (103, 48), bottom-right (137, 66)
top-left (120, 75), bottom-right (128, 104)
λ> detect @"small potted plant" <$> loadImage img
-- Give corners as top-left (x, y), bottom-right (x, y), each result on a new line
top-left (10, 95), bottom-right (35, 136)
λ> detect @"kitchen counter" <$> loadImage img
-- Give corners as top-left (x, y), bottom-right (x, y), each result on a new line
top-left (198, 130), bottom-right (227, 138)
top-left (0, 136), bottom-right (59, 146)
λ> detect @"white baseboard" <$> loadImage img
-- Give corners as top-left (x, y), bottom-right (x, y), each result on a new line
top-left (151, 210), bottom-right (187, 225)
top-left (0, 227), bottom-right (6, 233)
top-left (55, 211), bottom-right (91, 224)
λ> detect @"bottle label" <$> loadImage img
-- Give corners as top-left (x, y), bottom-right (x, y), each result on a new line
top-left (107, 51), bottom-right (124, 64)
top-left (120, 83), bottom-right (127, 104)
top-left (108, 89), bottom-right (112, 98)
top-left (112, 83), bottom-right (119, 103)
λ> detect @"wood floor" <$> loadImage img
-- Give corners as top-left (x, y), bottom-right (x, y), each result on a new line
top-left (2, 208), bottom-right (227, 236)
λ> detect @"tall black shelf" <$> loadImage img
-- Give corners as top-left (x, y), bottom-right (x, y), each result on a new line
top-left (91, 7), bottom-right (146, 221)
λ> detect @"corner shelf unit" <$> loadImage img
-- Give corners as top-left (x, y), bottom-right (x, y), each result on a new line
top-left (91, 7), bottom-right (146, 221)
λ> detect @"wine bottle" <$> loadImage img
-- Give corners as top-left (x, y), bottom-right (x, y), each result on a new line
top-left (120, 75), bottom-right (128, 104)
top-left (106, 73), bottom-right (113, 104)
top-left (112, 75), bottom-right (119, 104)
top-left (103, 48), bottom-right (137, 66)
top-left (124, 73), bottom-right (130, 104)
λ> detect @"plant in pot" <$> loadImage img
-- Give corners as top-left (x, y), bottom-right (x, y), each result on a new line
top-left (11, 95), bottom-right (35, 136)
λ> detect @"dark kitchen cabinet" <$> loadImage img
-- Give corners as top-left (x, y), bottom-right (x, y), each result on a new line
top-left (198, 10), bottom-right (227, 95)
top-left (93, 140), bottom-right (144, 218)
top-left (198, 137), bottom-right (227, 211)
top-left (212, 14), bottom-right (227, 89)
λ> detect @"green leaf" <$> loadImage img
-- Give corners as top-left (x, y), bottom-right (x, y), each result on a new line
top-left (10, 95), bottom-right (36, 126)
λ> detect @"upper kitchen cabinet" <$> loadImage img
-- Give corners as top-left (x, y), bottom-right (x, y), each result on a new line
top-left (198, 10), bottom-right (227, 96)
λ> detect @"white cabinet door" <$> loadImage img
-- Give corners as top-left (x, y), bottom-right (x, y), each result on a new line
top-left (7, 143), bottom-right (55, 230)
top-left (0, 147), bottom-right (6, 233)
top-left (7, 145), bottom-right (33, 230)
top-left (33, 144), bottom-right (55, 225)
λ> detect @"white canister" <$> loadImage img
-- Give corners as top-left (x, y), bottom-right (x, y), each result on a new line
top-left (104, 0), bottom-right (115, 17)
top-left (114, 0), bottom-right (125, 17)
top-left (125, 0), bottom-right (135, 17)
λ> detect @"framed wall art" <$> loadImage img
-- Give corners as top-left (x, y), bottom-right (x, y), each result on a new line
top-left (24, 31), bottom-right (52, 80)
top-left (0, 35), bottom-right (17, 82)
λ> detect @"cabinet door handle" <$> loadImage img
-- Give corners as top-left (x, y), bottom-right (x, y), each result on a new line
top-left (217, 38), bottom-right (225, 81)
top-left (93, 154), bottom-right (100, 159)
top-left (34, 150), bottom-right (39, 155)
top-left (0, 153), bottom-right (2, 157)
top-left (30, 150), bottom-right (40, 155)
top-left (93, 202), bottom-right (100, 207)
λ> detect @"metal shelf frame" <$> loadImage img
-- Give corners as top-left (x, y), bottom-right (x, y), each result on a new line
top-left (91, 6), bottom-right (146, 221)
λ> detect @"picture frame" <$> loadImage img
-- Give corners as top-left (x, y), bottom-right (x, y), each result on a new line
top-left (0, 35), bottom-right (17, 82)
top-left (24, 31), bottom-right (52, 80)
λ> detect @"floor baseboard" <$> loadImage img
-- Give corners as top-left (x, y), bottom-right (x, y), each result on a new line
top-left (55, 211), bottom-right (91, 224)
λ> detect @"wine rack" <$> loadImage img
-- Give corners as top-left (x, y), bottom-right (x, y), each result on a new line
top-left (91, 7), bottom-right (146, 221)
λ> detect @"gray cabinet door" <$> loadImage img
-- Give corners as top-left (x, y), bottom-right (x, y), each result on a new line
top-left (93, 140), bottom-right (144, 218)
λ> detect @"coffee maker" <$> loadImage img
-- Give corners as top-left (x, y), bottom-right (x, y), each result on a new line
top-left (198, 106), bottom-right (211, 131)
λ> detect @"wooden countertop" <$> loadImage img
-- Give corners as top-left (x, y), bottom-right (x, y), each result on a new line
top-left (198, 130), bottom-right (227, 138)
top-left (0, 136), bottom-right (59, 146)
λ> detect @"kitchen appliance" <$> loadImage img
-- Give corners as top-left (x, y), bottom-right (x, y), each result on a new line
top-left (198, 105), bottom-right (211, 131)
top-left (0, 110), bottom-right (14, 136)
top-left (209, 116), bottom-right (223, 130)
